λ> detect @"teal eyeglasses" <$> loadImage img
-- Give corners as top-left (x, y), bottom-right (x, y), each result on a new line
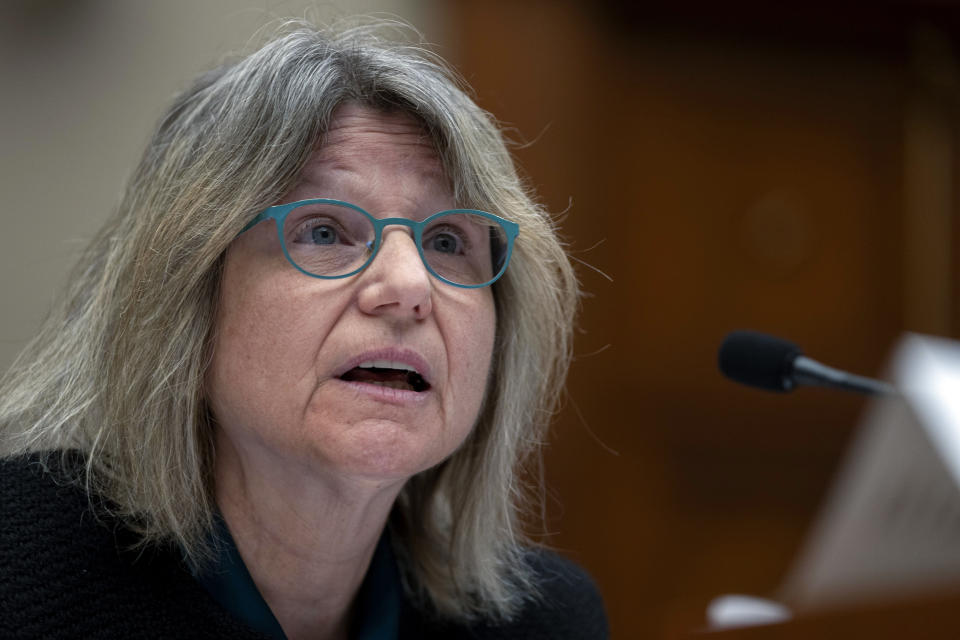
top-left (241, 199), bottom-right (519, 288)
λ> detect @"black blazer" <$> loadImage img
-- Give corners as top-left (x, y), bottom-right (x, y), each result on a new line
top-left (0, 454), bottom-right (608, 639)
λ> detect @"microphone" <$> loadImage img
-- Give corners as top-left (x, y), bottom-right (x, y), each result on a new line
top-left (718, 330), bottom-right (896, 396)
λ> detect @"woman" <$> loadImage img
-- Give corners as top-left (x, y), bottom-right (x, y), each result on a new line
top-left (0, 19), bottom-right (606, 640)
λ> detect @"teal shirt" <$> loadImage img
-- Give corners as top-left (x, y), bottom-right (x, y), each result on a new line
top-left (193, 516), bottom-right (401, 640)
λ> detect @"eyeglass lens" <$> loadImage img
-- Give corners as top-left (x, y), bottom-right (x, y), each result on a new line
top-left (281, 202), bottom-right (508, 286)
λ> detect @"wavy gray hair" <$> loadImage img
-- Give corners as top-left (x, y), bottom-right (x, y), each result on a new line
top-left (0, 18), bottom-right (579, 621)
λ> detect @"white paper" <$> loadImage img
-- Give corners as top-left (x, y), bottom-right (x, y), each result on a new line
top-left (706, 595), bottom-right (792, 629)
top-left (779, 333), bottom-right (960, 611)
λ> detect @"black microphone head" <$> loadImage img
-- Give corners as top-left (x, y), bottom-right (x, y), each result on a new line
top-left (718, 331), bottom-right (803, 392)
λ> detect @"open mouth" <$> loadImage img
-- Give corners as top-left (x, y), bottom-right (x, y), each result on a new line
top-left (339, 362), bottom-right (430, 392)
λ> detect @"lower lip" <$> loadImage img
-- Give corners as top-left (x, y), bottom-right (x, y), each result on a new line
top-left (332, 378), bottom-right (432, 406)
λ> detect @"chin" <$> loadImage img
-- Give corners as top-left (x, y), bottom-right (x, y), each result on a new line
top-left (316, 419), bottom-right (451, 482)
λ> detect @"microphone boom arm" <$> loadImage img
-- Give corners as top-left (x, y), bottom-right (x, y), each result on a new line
top-left (792, 356), bottom-right (896, 396)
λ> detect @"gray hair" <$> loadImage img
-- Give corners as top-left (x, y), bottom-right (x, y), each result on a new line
top-left (0, 18), bottom-right (579, 622)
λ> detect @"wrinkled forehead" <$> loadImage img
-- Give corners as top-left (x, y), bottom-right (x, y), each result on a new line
top-left (323, 103), bottom-right (434, 143)
top-left (291, 103), bottom-right (451, 206)
top-left (317, 103), bottom-right (443, 171)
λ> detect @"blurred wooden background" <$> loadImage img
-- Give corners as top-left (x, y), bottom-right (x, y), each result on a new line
top-left (446, 2), bottom-right (960, 637)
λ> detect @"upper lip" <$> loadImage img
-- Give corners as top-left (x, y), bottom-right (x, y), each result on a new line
top-left (334, 348), bottom-right (434, 384)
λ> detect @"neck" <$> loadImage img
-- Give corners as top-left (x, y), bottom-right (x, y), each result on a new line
top-left (214, 437), bottom-right (405, 640)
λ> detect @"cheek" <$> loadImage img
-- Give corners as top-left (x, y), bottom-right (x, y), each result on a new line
top-left (445, 296), bottom-right (498, 434)
top-left (207, 249), bottom-right (339, 439)
top-left (216, 288), bottom-right (308, 387)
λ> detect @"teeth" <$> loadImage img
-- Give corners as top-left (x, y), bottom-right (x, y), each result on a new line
top-left (358, 359), bottom-right (419, 374)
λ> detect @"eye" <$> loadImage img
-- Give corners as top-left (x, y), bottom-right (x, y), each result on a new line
top-left (290, 218), bottom-right (347, 245)
top-left (310, 224), bottom-right (338, 245)
top-left (429, 231), bottom-right (462, 254)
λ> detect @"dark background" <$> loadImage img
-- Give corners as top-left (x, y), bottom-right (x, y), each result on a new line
top-left (446, 2), bottom-right (960, 637)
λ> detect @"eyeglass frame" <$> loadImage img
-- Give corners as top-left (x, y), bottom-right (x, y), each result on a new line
top-left (239, 198), bottom-right (519, 289)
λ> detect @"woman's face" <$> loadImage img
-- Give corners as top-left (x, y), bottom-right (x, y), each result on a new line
top-left (207, 104), bottom-right (497, 484)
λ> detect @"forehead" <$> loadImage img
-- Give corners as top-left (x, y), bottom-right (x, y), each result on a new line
top-left (307, 103), bottom-right (445, 179)
top-left (285, 103), bottom-right (454, 218)
top-left (323, 103), bottom-right (434, 148)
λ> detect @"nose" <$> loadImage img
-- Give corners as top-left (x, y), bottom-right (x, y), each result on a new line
top-left (356, 228), bottom-right (433, 320)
